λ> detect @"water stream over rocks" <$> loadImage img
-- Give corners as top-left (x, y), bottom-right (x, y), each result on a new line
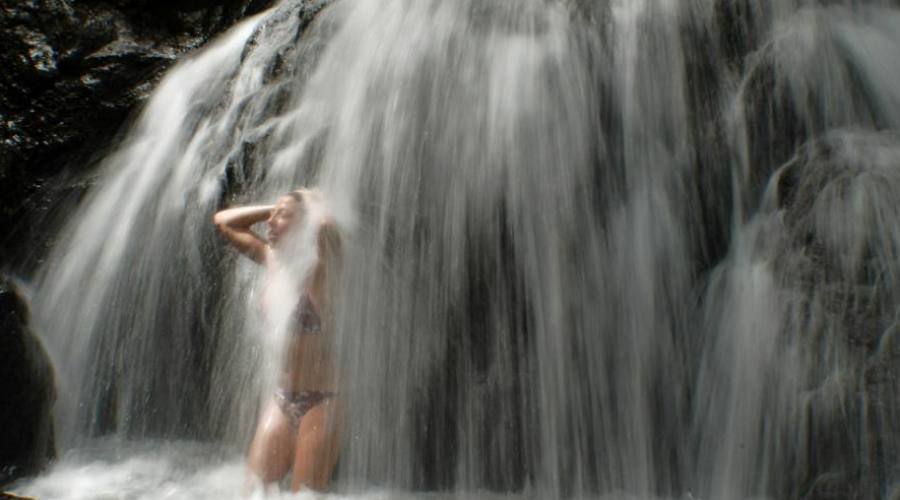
top-left (17, 0), bottom-right (900, 498)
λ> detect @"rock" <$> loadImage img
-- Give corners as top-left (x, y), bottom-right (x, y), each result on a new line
top-left (770, 131), bottom-right (900, 499)
top-left (740, 5), bottom-right (900, 219)
top-left (0, 275), bottom-right (56, 488)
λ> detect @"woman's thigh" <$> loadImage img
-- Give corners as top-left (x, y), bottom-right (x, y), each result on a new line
top-left (290, 399), bottom-right (342, 492)
top-left (247, 399), bottom-right (295, 484)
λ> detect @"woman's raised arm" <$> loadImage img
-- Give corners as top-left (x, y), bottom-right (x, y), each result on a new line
top-left (213, 205), bottom-right (272, 264)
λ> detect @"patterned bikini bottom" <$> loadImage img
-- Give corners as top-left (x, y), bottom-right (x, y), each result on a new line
top-left (274, 388), bottom-right (336, 427)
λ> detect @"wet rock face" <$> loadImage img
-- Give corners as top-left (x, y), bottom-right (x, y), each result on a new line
top-left (0, 0), bottom-right (274, 271)
top-left (772, 132), bottom-right (900, 500)
top-left (0, 276), bottom-right (55, 488)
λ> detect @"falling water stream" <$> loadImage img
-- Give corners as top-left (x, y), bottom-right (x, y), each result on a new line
top-left (16, 0), bottom-right (900, 498)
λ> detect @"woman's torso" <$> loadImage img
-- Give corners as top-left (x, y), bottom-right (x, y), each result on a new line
top-left (281, 295), bottom-right (336, 391)
top-left (262, 260), bottom-right (336, 392)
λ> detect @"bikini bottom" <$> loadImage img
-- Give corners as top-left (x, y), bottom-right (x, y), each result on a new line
top-left (274, 388), bottom-right (336, 427)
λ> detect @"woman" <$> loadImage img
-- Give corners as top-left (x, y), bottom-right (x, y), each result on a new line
top-left (213, 189), bottom-right (342, 492)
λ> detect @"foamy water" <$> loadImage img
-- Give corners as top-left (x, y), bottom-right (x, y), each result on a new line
top-left (13, 441), bottom-right (685, 500)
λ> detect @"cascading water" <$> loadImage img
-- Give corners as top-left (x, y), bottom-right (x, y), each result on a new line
top-left (16, 0), bottom-right (900, 498)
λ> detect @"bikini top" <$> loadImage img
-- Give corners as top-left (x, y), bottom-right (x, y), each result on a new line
top-left (292, 294), bottom-right (322, 335)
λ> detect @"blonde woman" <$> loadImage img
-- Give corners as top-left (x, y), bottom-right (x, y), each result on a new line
top-left (213, 189), bottom-right (342, 492)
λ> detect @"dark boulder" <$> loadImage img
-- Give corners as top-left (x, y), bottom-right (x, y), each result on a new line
top-left (0, 275), bottom-right (55, 488)
top-left (771, 131), bottom-right (900, 499)
top-left (736, 5), bottom-right (899, 217)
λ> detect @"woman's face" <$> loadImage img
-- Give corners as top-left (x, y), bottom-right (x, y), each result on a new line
top-left (266, 195), bottom-right (303, 247)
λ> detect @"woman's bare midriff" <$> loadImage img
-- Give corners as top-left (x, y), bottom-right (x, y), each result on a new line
top-left (279, 333), bottom-right (336, 392)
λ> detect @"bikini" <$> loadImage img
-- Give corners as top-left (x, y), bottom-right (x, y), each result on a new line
top-left (274, 294), bottom-right (335, 427)
top-left (292, 294), bottom-right (322, 335)
top-left (275, 388), bottom-right (335, 426)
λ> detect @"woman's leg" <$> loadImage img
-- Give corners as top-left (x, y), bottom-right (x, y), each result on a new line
top-left (290, 399), bottom-right (342, 492)
top-left (247, 399), bottom-right (295, 486)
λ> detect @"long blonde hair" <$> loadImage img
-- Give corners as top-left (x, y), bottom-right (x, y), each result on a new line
top-left (294, 188), bottom-right (342, 325)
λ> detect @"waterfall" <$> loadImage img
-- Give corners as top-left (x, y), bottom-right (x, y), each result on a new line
top-left (23, 0), bottom-right (900, 498)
